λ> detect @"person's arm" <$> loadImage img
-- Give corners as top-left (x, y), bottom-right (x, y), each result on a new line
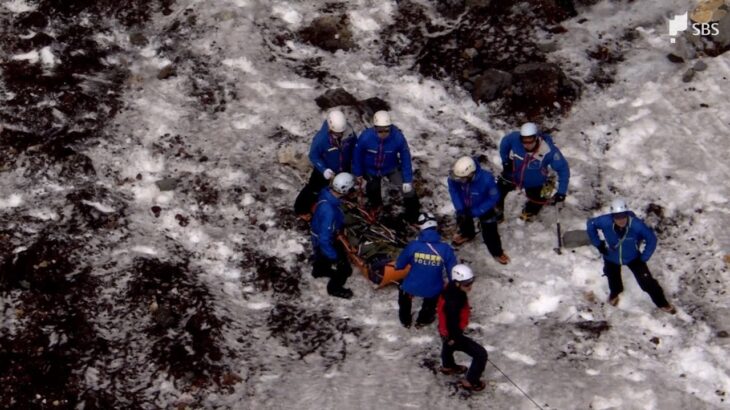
top-left (447, 178), bottom-right (465, 214)
top-left (395, 243), bottom-right (414, 270)
top-left (471, 173), bottom-right (499, 217)
top-left (317, 209), bottom-right (338, 260)
top-left (586, 216), bottom-right (606, 253)
top-left (397, 131), bottom-right (414, 183)
top-left (549, 147), bottom-right (570, 195)
top-left (637, 219), bottom-right (657, 262)
top-left (499, 133), bottom-right (513, 165)
top-left (308, 128), bottom-right (328, 175)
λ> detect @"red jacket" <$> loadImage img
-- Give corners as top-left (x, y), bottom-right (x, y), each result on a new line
top-left (437, 282), bottom-right (470, 339)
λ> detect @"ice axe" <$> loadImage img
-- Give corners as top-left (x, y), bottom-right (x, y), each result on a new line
top-left (553, 203), bottom-right (563, 255)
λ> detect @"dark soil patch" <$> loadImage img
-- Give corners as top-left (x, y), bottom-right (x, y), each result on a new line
top-left (0, 237), bottom-right (113, 409)
top-left (381, 1), bottom-right (581, 121)
top-left (127, 257), bottom-right (227, 387)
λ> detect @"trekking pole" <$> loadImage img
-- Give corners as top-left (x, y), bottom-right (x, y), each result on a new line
top-left (553, 203), bottom-right (563, 255)
top-left (488, 359), bottom-right (546, 410)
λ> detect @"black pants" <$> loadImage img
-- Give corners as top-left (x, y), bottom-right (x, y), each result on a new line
top-left (312, 241), bottom-right (353, 294)
top-left (441, 335), bottom-right (488, 385)
top-left (603, 259), bottom-right (669, 307)
top-left (457, 210), bottom-right (504, 257)
top-left (398, 289), bottom-right (438, 326)
top-left (364, 172), bottom-right (420, 223)
top-left (294, 170), bottom-right (329, 216)
top-left (496, 177), bottom-right (545, 216)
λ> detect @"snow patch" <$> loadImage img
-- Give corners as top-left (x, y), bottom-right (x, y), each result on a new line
top-left (503, 351), bottom-right (537, 366)
top-left (528, 294), bottom-right (561, 316)
top-left (3, 0), bottom-right (35, 13)
top-left (0, 193), bottom-right (23, 208)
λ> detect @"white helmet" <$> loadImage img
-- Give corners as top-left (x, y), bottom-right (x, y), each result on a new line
top-left (373, 110), bottom-right (391, 127)
top-left (609, 198), bottom-right (629, 214)
top-left (327, 110), bottom-right (347, 133)
top-left (417, 212), bottom-right (438, 230)
top-left (451, 264), bottom-right (474, 282)
top-left (452, 156), bottom-right (476, 178)
top-left (332, 172), bottom-right (355, 194)
top-left (520, 122), bottom-right (538, 137)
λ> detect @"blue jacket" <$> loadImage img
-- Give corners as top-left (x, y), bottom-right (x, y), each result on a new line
top-left (352, 126), bottom-right (413, 182)
top-left (395, 228), bottom-right (457, 298)
top-left (311, 189), bottom-right (345, 260)
top-left (308, 120), bottom-right (356, 175)
top-left (499, 131), bottom-right (570, 195)
top-left (586, 211), bottom-right (657, 265)
top-left (447, 161), bottom-right (499, 218)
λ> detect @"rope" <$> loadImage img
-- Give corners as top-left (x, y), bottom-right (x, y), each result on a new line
top-left (488, 359), bottom-right (545, 410)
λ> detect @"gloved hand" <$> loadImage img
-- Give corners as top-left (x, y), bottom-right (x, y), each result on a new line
top-left (323, 169), bottom-right (335, 180)
top-left (551, 193), bottom-right (566, 205)
top-left (597, 241), bottom-right (608, 255)
top-left (402, 183), bottom-right (413, 194)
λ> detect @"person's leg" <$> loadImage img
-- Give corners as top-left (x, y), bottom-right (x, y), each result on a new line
top-left (626, 259), bottom-right (670, 308)
top-left (327, 241), bottom-right (353, 298)
top-left (312, 250), bottom-right (334, 278)
top-left (479, 211), bottom-right (504, 257)
top-left (364, 175), bottom-right (383, 210)
top-left (496, 177), bottom-right (514, 212)
top-left (415, 295), bottom-right (439, 326)
top-left (603, 260), bottom-right (623, 302)
top-left (523, 186), bottom-right (545, 217)
top-left (398, 288), bottom-right (413, 327)
top-left (441, 338), bottom-right (458, 369)
top-left (457, 213), bottom-right (476, 238)
top-left (387, 170), bottom-right (420, 222)
top-left (454, 336), bottom-right (488, 385)
top-left (294, 170), bottom-right (328, 216)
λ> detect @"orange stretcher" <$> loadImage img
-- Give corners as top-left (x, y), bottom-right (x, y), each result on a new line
top-left (338, 235), bottom-right (409, 289)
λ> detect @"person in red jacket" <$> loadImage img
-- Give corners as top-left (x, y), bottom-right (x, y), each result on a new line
top-left (437, 264), bottom-right (488, 391)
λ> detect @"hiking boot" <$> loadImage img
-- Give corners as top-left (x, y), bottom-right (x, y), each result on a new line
top-left (328, 287), bottom-right (353, 299)
top-left (452, 233), bottom-right (474, 246)
top-left (460, 379), bottom-right (486, 392)
top-left (494, 253), bottom-right (510, 265)
top-left (439, 365), bottom-right (467, 375)
top-left (519, 211), bottom-right (537, 222)
top-left (414, 316), bottom-right (435, 329)
top-left (660, 304), bottom-right (677, 315)
top-left (607, 294), bottom-right (620, 306)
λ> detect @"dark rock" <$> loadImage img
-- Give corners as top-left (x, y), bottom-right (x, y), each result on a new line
top-left (472, 69), bottom-right (512, 102)
top-left (575, 320), bottom-right (610, 337)
top-left (299, 14), bottom-right (355, 52)
top-left (650, 336), bottom-right (660, 345)
top-left (682, 69), bottom-right (696, 83)
top-left (17, 11), bottom-right (49, 28)
top-left (718, 330), bottom-right (729, 338)
top-left (314, 88), bottom-right (358, 110)
top-left (155, 177), bottom-right (179, 191)
top-left (356, 97), bottom-right (391, 120)
top-left (509, 62), bottom-right (579, 118)
top-left (667, 53), bottom-right (685, 63)
top-left (157, 65), bottom-right (176, 80)
top-left (151, 206), bottom-right (162, 217)
top-left (693, 60), bottom-right (708, 71)
top-left (129, 32), bottom-right (149, 47)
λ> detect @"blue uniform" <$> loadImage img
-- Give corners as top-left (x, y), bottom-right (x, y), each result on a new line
top-left (499, 131), bottom-right (570, 195)
top-left (395, 228), bottom-right (457, 298)
top-left (586, 211), bottom-right (657, 265)
top-left (311, 189), bottom-right (345, 260)
top-left (308, 120), bottom-right (356, 175)
top-left (447, 161), bottom-right (499, 218)
top-left (352, 126), bottom-right (413, 183)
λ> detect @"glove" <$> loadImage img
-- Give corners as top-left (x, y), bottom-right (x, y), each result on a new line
top-left (323, 169), bottom-right (335, 180)
top-left (597, 241), bottom-right (608, 255)
top-left (402, 183), bottom-right (413, 194)
top-left (356, 176), bottom-right (366, 190)
top-left (551, 193), bottom-right (566, 205)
